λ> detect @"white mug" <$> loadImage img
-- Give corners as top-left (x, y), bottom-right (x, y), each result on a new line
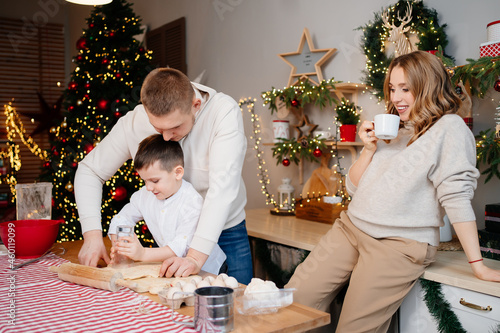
top-left (313, 131), bottom-right (332, 140)
top-left (373, 114), bottom-right (400, 139)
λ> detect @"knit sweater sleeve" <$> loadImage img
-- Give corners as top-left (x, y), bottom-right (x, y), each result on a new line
top-left (428, 115), bottom-right (479, 223)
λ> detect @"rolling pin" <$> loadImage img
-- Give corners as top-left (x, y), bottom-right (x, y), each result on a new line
top-left (49, 262), bottom-right (138, 292)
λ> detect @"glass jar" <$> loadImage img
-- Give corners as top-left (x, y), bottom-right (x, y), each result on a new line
top-left (113, 225), bottom-right (134, 267)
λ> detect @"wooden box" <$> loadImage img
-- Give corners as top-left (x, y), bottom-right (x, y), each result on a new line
top-left (295, 199), bottom-right (348, 224)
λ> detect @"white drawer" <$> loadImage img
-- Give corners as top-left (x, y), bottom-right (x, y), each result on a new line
top-left (400, 280), bottom-right (500, 333)
top-left (441, 284), bottom-right (500, 332)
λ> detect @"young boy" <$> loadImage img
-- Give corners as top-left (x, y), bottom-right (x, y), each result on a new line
top-left (107, 134), bottom-right (226, 275)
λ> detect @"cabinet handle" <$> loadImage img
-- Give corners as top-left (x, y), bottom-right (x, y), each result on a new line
top-left (459, 298), bottom-right (492, 312)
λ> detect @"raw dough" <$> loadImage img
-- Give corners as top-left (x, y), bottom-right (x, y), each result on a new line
top-left (119, 263), bottom-right (163, 280)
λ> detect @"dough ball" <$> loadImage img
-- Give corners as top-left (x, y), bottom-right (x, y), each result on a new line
top-left (203, 276), bottom-right (215, 284)
top-left (190, 275), bottom-right (203, 285)
top-left (216, 273), bottom-right (229, 281)
top-left (197, 280), bottom-right (211, 288)
top-left (224, 276), bottom-right (239, 289)
top-left (211, 279), bottom-right (226, 287)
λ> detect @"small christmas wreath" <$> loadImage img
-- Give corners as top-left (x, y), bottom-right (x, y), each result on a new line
top-left (359, 0), bottom-right (451, 100)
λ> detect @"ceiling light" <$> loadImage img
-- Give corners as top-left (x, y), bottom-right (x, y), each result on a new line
top-left (65, 0), bottom-right (112, 5)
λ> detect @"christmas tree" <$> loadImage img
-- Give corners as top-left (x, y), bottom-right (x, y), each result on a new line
top-left (40, 0), bottom-right (155, 245)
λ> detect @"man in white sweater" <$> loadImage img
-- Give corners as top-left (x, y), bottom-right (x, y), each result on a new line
top-left (74, 68), bottom-right (253, 284)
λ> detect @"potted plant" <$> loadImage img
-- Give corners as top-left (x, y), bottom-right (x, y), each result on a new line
top-left (335, 98), bottom-right (360, 142)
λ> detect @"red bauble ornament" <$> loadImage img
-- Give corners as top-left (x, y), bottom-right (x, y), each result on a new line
top-left (139, 47), bottom-right (145, 53)
top-left (76, 37), bottom-right (87, 50)
top-left (68, 105), bottom-right (75, 112)
top-left (291, 99), bottom-right (299, 107)
top-left (116, 72), bottom-right (122, 79)
top-left (43, 161), bottom-right (50, 168)
top-left (101, 57), bottom-right (110, 65)
top-left (84, 143), bottom-right (94, 154)
top-left (282, 158), bottom-right (290, 167)
top-left (114, 111), bottom-right (122, 118)
top-left (97, 99), bottom-right (109, 110)
top-left (71, 162), bottom-right (78, 168)
top-left (76, 54), bottom-right (84, 62)
top-left (109, 31), bottom-right (115, 38)
top-left (84, 82), bottom-right (91, 89)
top-left (68, 82), bottom-right (78, 90)
top-left (494, 79), bottom-right (500, 92)
top-left (113, 186), bottom-right (127, 201)
top-left (313, 148), bottom-right (322, 157)
top-left (89, 23), bottom-right (95, 28)
top-left (94, 128), bottom-right (101, 134)
top-left (141, 224), bottom-right (148, 234)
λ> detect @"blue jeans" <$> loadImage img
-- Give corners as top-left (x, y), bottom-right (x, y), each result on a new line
top-left (218, 220), bottom-right (253, 285)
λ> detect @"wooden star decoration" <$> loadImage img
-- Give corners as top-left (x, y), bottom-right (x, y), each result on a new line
top-left (279, 28), bottom-right (337, 87)
top-left (294, 114), bottom-right (318, 141)
top-left (19, 92), bottom-right (64, 137)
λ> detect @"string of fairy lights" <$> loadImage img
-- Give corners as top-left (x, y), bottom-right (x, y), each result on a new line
top-left (239, 98), bottom-right (279, 211)
top-left (0, 103), bottom-right (49, 198)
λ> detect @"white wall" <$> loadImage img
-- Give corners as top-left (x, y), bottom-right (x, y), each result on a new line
top-left (3, 0), bottom-right (499, 228)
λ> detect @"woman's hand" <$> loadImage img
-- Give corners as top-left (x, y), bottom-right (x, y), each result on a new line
top-left (358, 120), bottom-right (378, 151)
top-left (470, 261), bottom-right (500, 282)
top-left (115, 234), bottom-right (145, 261)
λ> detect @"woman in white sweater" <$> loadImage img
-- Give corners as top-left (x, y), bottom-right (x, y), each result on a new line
top-left (286, 51), bottom-right (500, 332)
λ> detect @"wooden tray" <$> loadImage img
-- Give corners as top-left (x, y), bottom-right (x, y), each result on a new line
top-left (295, 200), bottom-right (348, 224)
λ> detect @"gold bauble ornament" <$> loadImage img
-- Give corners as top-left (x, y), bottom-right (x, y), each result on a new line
top-left (61, 121), bottom-right (67, 128)
top-left (50, 126), bottom-right (57, 134)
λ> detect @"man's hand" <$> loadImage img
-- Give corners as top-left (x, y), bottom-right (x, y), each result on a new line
top-left (160, 248), bottom-right (209, 277)
top-left (78, 230), bottom-right (110, 267)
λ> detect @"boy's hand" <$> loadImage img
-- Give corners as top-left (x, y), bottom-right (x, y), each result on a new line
top-left (160, 248), bottom-right (209, 277)
top-left (115, 234), bottom-right (145, 261)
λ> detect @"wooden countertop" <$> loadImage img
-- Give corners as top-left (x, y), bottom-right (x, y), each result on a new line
top-left (246, 208), bottom-right (500, 298)
top-left (246, 208), bottom-right (331, 251)
top-left (57, 237), bottom-right (330, 333)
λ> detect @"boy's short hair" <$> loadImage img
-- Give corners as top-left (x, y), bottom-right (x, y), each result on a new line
top-left (140, 68), bottom-right (194, 116)
top-left (134, 134), bottom-right (184, 172)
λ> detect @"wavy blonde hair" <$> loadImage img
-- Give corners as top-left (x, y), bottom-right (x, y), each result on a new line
top-left (383, 51), bottom-right (462, 145)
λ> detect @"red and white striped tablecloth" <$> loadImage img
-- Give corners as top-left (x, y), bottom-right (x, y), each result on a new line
top-left (0, 254), bottom-right (196, 333)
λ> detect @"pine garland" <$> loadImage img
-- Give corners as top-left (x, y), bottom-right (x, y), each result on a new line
top-left (262, 78), bottom-right (338, 114)
top-left (420, 279), bottom-right (467, 333)
top-left (271, 135), bottom-right (327, 165)
top-left (475, 128), bottom-right (500, 183)
top-left (452, 56), bottom-right (500, 98)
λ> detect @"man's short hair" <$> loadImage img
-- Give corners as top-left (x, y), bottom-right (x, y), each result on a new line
top-left (134, 134), bottom-right (184, 172)
top-left (140, 68), bottom-right (194, 116)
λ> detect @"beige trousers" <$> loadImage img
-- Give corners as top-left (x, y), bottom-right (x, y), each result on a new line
top-left (285, 212), bottom-right (437, 333)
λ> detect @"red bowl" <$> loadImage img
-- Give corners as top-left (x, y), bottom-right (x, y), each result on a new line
top-left (0, 219), bottom-right (63, 259)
